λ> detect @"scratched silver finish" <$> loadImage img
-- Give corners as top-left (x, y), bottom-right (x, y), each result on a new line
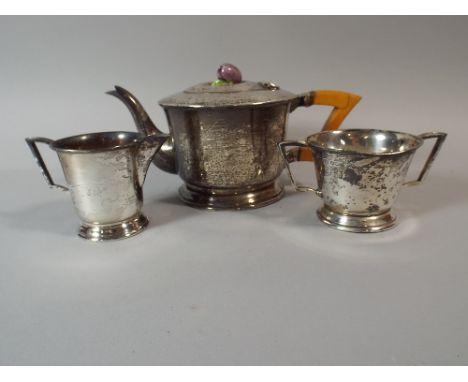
top-left (108, 83), bottom-right (361, 210)
top-left (165, 103), bottom-right (289, 209)
top-left (279, 129), bottom-right (447, 232)
top-left (25, 132), bottom-right (167, 241)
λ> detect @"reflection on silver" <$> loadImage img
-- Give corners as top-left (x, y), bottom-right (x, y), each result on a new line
top-left (26, 131), bottom-right (167, 241)
top-left (279, 129), bottom-right (447, 233)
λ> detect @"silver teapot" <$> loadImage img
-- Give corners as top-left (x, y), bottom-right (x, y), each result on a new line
top-left (109, 65), bottom-right (361, 210)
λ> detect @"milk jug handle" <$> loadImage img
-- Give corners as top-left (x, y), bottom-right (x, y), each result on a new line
top-left (278, 141), bottom-right (322, 197)
top-left (403, 132), bottom-right (447, 187)
top-left (25, 137), bottom-right (69, 191)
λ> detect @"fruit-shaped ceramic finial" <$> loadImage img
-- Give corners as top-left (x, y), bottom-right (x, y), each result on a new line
top-left (211, 63), bottom-right (242, 86)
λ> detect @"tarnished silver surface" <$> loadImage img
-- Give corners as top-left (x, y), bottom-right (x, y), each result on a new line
top-left (279, 129), bottom-right (447, 232)
top-left (25, 131), bottom-right (167, 241)
top-left (166, 104), bottom-right (288, 209)
top-left (109, 84), bottom-right (361, 210)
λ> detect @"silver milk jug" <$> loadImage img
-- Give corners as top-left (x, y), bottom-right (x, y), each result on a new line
top-left (26, 131), bottom-right (168, 241)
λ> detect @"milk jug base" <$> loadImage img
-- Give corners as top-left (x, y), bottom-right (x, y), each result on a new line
top-left (78, 214), bottom-right (149, 241)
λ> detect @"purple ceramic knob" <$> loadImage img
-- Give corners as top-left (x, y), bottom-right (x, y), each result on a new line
top-left (217, 63), bottom-right (242, 83)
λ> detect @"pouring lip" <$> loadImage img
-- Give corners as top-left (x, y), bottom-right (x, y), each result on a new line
top-left (50, 131), bottom-right (144, 153)
top-left (305, 129), bottom-right (424, 156)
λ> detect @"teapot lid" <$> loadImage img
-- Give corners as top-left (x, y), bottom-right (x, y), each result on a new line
top-left (159, 64), bottom-right (297, 108)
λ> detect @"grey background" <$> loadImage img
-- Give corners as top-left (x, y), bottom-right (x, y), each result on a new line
top-left (0, 16), bottom-right (467, 365)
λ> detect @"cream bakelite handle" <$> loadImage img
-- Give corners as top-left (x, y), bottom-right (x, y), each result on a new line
top-left (308, 90), bottom-right (362, 131)
top-left (293, 90), bottom-right (362, 162)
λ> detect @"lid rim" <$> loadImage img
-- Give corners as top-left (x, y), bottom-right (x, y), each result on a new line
top-left (158, 80), bottom-right (298, 108)
top-left (159, 98), bottom-right (296, 109)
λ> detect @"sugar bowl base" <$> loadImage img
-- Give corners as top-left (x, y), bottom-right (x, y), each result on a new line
top-left (317, 205), bottom-right (396, 233)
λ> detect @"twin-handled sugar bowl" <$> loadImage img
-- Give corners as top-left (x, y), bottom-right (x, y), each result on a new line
top-left (26, 132), bottom-right (168, 241)
top-left (108, 66), bottom-right (361, 209)
top-left (279, 129), bottom-right (447, 232)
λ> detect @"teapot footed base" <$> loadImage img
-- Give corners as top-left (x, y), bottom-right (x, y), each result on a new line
top-left (78, 214), bottom-right (149, 241)
top-left (317, 205), bottom-right (396, 233)
top-left (178, 180), bottom-right (284, 210)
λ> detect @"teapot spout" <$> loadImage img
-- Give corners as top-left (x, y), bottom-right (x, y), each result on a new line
top-left (107, 86), bottom-right (177, 174)
top-left (136, 135), bottom-right (169, 188)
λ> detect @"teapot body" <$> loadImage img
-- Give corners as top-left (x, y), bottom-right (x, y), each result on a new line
top-left (164, 103), bottom-right (290, 209)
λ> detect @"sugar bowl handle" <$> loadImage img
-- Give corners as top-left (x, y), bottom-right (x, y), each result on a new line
top-left (403, 132), bottom-right (447, 187)
top-left (25, 137), bottom-right (69, 191)
top-left (278, 141), bottom-right (322, 197)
